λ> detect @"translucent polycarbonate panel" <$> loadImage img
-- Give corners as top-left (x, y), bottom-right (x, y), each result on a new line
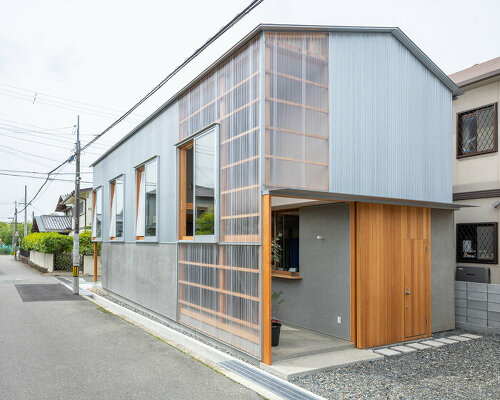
top-left (178, 38), bottom-right (261, 243)
top-left (265, 32), bottom-right (329, 190)
top-left (178, 243), bottom-right (260, 357)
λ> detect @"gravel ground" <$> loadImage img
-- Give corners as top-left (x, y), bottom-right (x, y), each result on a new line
top-left (292, 329), bottom-right (500, 400)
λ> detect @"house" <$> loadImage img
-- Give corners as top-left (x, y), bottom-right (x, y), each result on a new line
top-left (55, 188), bottom-right (94, 233)
top-left (32, 215), bottom-right (72, 234)
top-left (450, 57), bottom-right (500, 284)
top-left (91, 25), bottom-right (461, 365)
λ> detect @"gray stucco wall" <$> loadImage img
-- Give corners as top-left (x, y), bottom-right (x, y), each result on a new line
top-left (431, 209), bottom-right (455, 332)
top-left (102, 242), bottom-right (177, 320)
top-left (273, 203), bottom-right (351, 340)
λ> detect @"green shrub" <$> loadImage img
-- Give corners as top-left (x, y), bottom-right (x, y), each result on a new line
top-left (79, 230), bottom-right (101, 256)
top-left (22, 232), bottom-right (73, 254)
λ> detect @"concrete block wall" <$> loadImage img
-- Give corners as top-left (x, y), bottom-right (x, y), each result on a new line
top-left (455, 281), bottom-right (500, 333)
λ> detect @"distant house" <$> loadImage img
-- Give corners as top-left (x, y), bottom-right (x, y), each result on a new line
top-left (55, 188), bottom-right (93, 233)
top-left (32, 215), bottom-right (72, 234)
top-left (450, 57), bottom-right (500, 284)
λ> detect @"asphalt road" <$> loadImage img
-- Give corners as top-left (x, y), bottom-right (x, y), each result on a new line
top-left (0, 255), bottom-right (261, 400)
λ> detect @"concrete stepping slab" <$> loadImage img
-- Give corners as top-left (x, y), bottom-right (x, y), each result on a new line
top-left (389, 345), bottom-right (417, 353)
top-left (373, 348), bottom-right (401, 357)
top-left (420, 340), bottom-right (445, 348)
top-left (460, 334), bottom-right (482, 339)
top-left (448, 335), bottom-right (471, 342)
top-left (407, 343), bottom-right (431, 350)
top-left (434, 338), bottom-right (459, 345)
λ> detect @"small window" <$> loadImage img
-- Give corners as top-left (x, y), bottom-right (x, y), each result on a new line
top-left (79, 200), bottom-right (85, 216)
top-left (179, 126), bottom-right (218, 241)
top-left (457, 103), bottom-right (497, 157)
top-left (457, 223), bottom-right (497, 264)
top-left (92, 187), bottom-right (102, 240)
top-left (136, 158), bottom-right (158, 240)
top-left (109, 176), bottom-right (124, 240)
top-left (272, 210), bottom-right (301, 278)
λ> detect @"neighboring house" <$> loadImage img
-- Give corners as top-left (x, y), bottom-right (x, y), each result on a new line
top-left (55, 188), bottom-right (93, 233)
top-left (32, 215), bottom-right (72, 234)
top-left (91, 25), bottom-right (461, 365)
top-left (450, 57), bottom-right (500, 284)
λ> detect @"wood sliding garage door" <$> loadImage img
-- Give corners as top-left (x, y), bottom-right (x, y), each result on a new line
top-left (355, 203), bottom-right (431, 348)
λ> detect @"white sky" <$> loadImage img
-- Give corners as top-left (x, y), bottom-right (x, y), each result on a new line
top-left (0, 0), bottom-right (499, 222)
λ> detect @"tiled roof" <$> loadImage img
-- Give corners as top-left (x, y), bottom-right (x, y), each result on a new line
top-left (449, 57), bottom-right (500, 87)
top-left (34, 215), bottom-right (72, 233)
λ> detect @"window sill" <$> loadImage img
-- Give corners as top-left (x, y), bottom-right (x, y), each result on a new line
top-left (272, 271), bottom-right (302, 280)
top-left (136, 237), bottom-right (158, 243)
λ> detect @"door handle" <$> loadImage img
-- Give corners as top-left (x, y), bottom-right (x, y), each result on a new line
top-left (405, 288), bottom-right (411, 295)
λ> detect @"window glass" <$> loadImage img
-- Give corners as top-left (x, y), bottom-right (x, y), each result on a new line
top-left (95, 188), bottom-right (102, 238)
top-left (115, 176), bottom-right (124, 238)
top-left (145, 159), bottom-right (157, 237)
top-left (458, 104), bottom-right (497, 156)
top-left (273, 212), bottom-right (299, 273)
top-left (195, 130), bottom-right (215, 236)
top-left (457, 223), bottom-right (497, 263)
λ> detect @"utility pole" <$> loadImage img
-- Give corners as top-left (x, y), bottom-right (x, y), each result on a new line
top-left (24, 186), bottom-right (27, 237)
top-left (72, 116), bottom-right (80, 295)
top-left (14, 201), bottom-right (18, 259)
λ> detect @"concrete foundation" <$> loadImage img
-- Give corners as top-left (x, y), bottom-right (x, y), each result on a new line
top-left (83, 255), bottom-right (102, 276)
top-left (29, 251), bottom-right (54, 272)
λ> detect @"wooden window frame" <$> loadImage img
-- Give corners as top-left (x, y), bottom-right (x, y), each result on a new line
top-left (135, 157), bottom-right (159, 242)
top-left (179, 142), bottom-right (194, 241)
top-left (271, 209), bottom-right (302, 280)
top-left (456, 222), bottom-right (498, 264)
top-left (109, 175), bottom-right (125, 241)
top-left (136, 166), bottom-right (145, 241)
top-left (457, 103), bottom-right (498, 159)
top-left (92, 187), bottom-right (102, 242)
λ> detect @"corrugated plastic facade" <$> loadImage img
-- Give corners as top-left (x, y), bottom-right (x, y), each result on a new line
top-left (330, 33), bottom-right (452, 203)
top-left (177, 38), bottom-right (261, 357)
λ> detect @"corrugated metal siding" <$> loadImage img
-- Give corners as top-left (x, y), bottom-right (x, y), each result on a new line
top-left (92, 102), bottom-right (179, 243)
top-left (330, 32), bottom-right (452, 203)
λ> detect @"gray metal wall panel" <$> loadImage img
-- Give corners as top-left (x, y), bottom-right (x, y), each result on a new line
top-left (92, 102), bottom-right (178, 243)
top-left (330, 32), bottom-right (452, 203)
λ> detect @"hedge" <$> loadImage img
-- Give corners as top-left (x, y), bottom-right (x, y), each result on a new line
top-left (22, 231), bottom-right (101, 256)
top-left (22, 232), bottom-right (73, 254)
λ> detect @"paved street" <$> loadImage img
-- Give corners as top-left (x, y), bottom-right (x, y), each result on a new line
top-left (0, 256), bottom-right (261, 400)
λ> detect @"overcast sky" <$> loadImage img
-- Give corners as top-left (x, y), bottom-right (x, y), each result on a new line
top-left (0, 0), bottom-right (499, 222)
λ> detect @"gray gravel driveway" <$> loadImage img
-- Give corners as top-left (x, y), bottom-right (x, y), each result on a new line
top-left (292, 330), bottom-right (499, 400)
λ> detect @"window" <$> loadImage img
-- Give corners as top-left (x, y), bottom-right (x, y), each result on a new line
top-left (92, 187), bottom-right (102, 240)
top-left (136, 158), bottom-right (157, 240)
top-left (79, 200), bottom-right (85, 216)
top-left (457, 103), bottom-right (497, 157)
top-left (457, 223), bottom-right (497, 264)
top-left (272, 210), bottom-right (301, 279)
top-left (109, 176), bottom-right (124, 240)
top-left (179, 126), bottom-right (217, 241)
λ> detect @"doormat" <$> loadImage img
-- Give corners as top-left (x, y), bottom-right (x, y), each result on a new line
top-left (15, 284), bottom-right (84, 302)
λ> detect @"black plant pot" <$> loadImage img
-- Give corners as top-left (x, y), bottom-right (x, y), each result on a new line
top-left (272, 321), bottom-right (282, 347)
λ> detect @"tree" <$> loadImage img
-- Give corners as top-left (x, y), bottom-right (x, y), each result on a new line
top-left (195, 208), bottom-right (215, 235)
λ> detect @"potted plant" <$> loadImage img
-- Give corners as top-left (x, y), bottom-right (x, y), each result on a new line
top-left (271, 290), bottom-right (284, 346)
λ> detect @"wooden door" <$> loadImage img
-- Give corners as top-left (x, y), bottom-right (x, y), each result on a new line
top-left (404, 239), bottom-right (429, 338)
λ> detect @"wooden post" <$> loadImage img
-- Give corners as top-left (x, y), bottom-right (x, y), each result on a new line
top-left (262, 194), bottom-right (272, 365)
top-left (93, 241), bottom-right (98, 282)
top-left (350, 202), bottom-right (356, 345)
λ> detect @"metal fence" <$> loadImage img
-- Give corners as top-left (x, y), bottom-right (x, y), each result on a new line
top-left (456, 223), bottom-right (498, 264)
top-left (54, 253), bottom-right (83, 271)
top-left (19, 248), bottom-right (30, 258)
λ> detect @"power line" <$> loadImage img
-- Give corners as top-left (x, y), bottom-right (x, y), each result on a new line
top-left (0, 169), bottom-right (92, 175)
top-left (0, 172), bottom-right (92, 184)
top-left (81, 0), bottom-right (265, 152)
top-left (0, 144), bottom-right (64, 162)
top-left (15, 0), bottom-right (264, 214)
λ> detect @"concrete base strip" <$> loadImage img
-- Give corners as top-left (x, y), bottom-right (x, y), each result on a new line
top-left (83, 288), bottom-right (323, 400)
top-left (261, 349), bottom-right (382, 380)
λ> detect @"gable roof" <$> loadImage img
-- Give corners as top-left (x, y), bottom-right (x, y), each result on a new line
top-left (91, 24), bottom-right (461, 167)
top-left (33, 215), bottom-right (72, 233)
top-left (449, 56), bottom-right (500, 87)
